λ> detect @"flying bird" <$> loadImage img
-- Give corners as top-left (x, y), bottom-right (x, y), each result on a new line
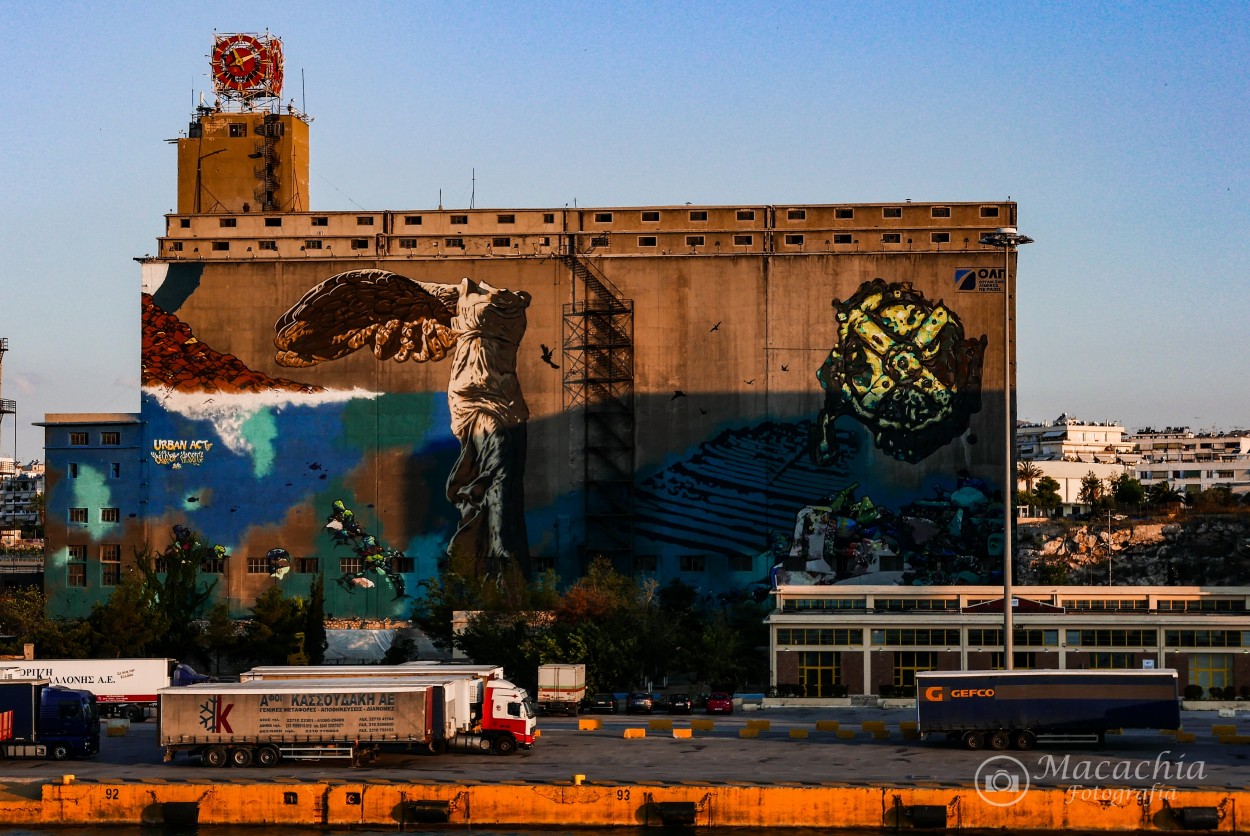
top-left (709, 322), bottom-right (721, 332)
top-left (744, 379), bottom-right (755, 385)
top-left (540, 344), bottom-right (559, 368)
top-left (699, 407), bottom-right (708, 415)
top-left (781, 364), bottom-right (789, 372)
top-left (671, 390), bottom-right (687, 401)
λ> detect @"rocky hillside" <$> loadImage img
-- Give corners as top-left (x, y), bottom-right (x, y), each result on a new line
top-left (1017, 514), bottom-right (1250, 586)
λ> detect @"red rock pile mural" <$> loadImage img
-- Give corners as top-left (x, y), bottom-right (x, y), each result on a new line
top-left (143, 294), bottom-right (322, 394)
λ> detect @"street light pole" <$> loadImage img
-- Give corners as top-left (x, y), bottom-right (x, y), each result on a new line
top-left (979, 227), bottom-right (1033, 670)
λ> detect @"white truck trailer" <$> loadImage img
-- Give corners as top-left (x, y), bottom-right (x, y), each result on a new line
top-left (160, 675), bottom-right (536, 766)
top-left (0, 658), bottom-right (210, 722)
top-left (536, 663), bottom-right (587, 716)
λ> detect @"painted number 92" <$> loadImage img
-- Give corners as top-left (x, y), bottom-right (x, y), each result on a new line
top-left (104, 788), bottom-right (119, 800)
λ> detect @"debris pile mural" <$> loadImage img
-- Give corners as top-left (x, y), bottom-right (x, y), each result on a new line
top-left (814, 279), bottom-right (985, 464)
top-left (274, 269), bottom-right (532, 578)
top-left (324, 500), bottom-right (410, 599)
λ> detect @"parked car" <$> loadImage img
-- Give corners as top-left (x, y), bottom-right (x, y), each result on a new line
top-left (650, 692), bottom-right (671, 712)
top-left (582, 693), bottom-right (619, 714)
top-left (666, 693), bottom-right (693, 714)
top-left (626, 692), bottom-right (654, 714)
top-left (705, 692), bottom-right (734, 714)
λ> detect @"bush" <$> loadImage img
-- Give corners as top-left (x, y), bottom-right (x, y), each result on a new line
top-left (1183, 684), bottom-right (1204, 701)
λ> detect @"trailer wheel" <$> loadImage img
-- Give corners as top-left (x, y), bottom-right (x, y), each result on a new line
top-left (493, 735), bottom-right (517, 756)
top-left (49, 743), bottom-right (71, 761)
top-left (202, 745), bottom-right (228, 768)
top-left (256, 746), bottom-right (281, 767)
top-left (989, 730), bottom-right (1011, 751)
top-left (1012, 730), bottom-right (1036, 751)
top-left (427, 739), bottom-right (447, 755)
top-left (229, 747), bottom-right (253, 768)
top-left (124, 705), bottom-right (146, 723)
top-left (962, 731), bottom-right (985, 750)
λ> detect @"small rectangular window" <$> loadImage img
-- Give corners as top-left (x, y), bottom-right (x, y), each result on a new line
top-left (69, 433), bottom-right (88, 446)
top-left (398, 238), bottom-right (417, 249)
top-left (444, 237), bottom-right (465, 248)
top-left (170, 242), bottom-right (183, 252)
top-left (100, 508), bottom-right (120, 523)
top-left (179, 218), bottom-right (191, 228)
top-left (733, 234), bottom-right (752, 246)
top-left (228, 123), bottom-right (247, 138)
top-left (881, 232), bottom-right (902, 243)
top-left (311, 217), bottom-right (329, 226)
top-left (497, 214), bottom-right (515, 224)
top-left (679, 554), bottom-right (707, 572)
top-left (405, 215), bottom-right (423, 225)
top-left (356, 216), bottom-right (374, 226)
top-left (109, 463), bottom-right (121, 479)
top-left (101, 544), bottom-right (121, 587)
top-left (247, 558), bottom-right (269, 574)
top-left (264, 217), bottom-right (283, 227)
top-left (68, 545), bottom-right (86, 560)
top-left (931, 206), bottom-right (951, 218)
top-left (883, 207), bottom-right (902, 219)
top-left (638, 236), bottom-right (658, 247)
top-left (689, 210), bottom-right (708, 222)
top-left (543, 213), bottom-right (555, 223)
top-left (350, 238), bottom-right (369, 250)
top-left (593, 212), bottom-right (613, 223)
top-left (296, 557), bottom-right (319, 574)
top-left (788, 209), bottom-right (808, 220)
top-left (68, 463), bottom-right (79, 479)
top-left (339, 557), bottom-right (363, 575)
top-left (686, 235), bottom-right (705, 246)
top-left (833, 233), bottom-right (853, 244)
top-left (834, 208), bottom-right (853, 219)
top-left (211, 241), bottom-right (229, 251)
top-left (202, 554), bottom-right (225, 574)
top-left (634, 554), bottom-right (658, 572)
top-left (69, 508), bottom-right (88, 523)
top-left (258, 240), bottom-right (278, 251)
top-left (641, 211), bottom-right (661, 222)
top-left (736, 209), bottom-right (755, 221)
top-left (590, 235), bottom-right (609, 247)
top-left (980, 206), bottom-right (1001, 218)
top-left (450, 215), bottom-right (468, 225)
top-left (391, 555), bottom-right (415, 573)
top-left (931, 232), bottom-right (951, 244)
top-left (492, 237), bottom-right (512, 247)
top-left (67, 563), bottom-right (86, 588)
top-left (784, 234), bottom-right (804, 246)
top-left (304, 239), bottom-right (323, 250)
top-left (219, 218), bottom-right (237, 228)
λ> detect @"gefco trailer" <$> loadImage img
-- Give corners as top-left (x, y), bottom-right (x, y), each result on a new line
top-left (916, 669), bottom-right (1181, 751)
top-left (159, 676), bottom-right (536, 767)
top-left (240, 664), bottom-right (513, 723)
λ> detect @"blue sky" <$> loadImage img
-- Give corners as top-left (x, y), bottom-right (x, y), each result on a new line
top-left (1, 1), bottom-right (1247, 460)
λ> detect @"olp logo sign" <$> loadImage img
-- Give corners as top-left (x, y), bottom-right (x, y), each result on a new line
top-left (974, 755), bottom-right (1031, 807)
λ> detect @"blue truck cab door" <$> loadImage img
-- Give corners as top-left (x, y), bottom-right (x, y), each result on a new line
top-left (38, 687), bottom-right (100, 758)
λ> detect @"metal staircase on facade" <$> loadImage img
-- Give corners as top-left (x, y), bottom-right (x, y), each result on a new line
top-left (560, 237), bottom-right (636, 573)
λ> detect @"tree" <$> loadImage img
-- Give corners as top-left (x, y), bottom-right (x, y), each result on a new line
top-left (1078, 471), bottom-right (1111, 511)
top-left (1110, 472), bottom-right (1146, 510)
top-left (0, 589), bottom-right (89, 658)
top-left (1146, 481), bottom-right (1185, 514)
top-left (133, 527), bottom-right (220, 662)
top-left (1016, 461), bottom-right (1042, 495)
top-left (1033, 476), bottom-right (1062, 517)
top-left (303, 573), bottom-right (328, 665)
top-left (198, 602), bottom-right (242, 677)
top-left (87, 567), bottom-right (168, 658)
top-left (243, 586), bottom-right (306, 666)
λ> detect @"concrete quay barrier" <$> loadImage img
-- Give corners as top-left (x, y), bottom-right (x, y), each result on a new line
top-left (1, 779), bottom-right (1244, 830)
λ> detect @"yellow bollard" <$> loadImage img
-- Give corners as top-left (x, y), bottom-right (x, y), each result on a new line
top-left (789, 728), bottom-right (808, 739)
top-left (815, 720), bottom-right (840, 732)
top-left (578, 718), bottom-right (602, 731)
top-left (649, 718), bottom-right (673, 732)
top-left (672, 728), bottom-right (692, 739)
top-left (739, 728), bottom-right (759, 739)
top-left (747, 719), bottom-right (771, 731)
top-left (835, 729), bottom-right (856, 740)
top-left (691, 719), bottom-right (715, 731)
top-left (623, 727), bottom-right (646, 739)
top-left (1212, 724), bottom-right (1237, 739)
top-left (861, 720), bottom-right (886, 733)
top-left (571, 774), bottom-right (586, 785)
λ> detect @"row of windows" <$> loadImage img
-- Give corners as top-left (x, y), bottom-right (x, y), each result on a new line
top-left (782, 598), bottom-right (867, 612)
top-left (189, 213), bottom-right (558, 229)
top-left (966, 629), bottom-right (1060, 647)
top-left (1159, 599), bottom-right (1247, 612)
top-left (66, 463), bottom-right (121, 479)
top-left (68, 432), bottom-right (120, 446)
top-left (776, 628), bottom-right (863, 646)
top-left (870, 628), bottom-right (962, 646)
top-left (781, 597), bottom-right (1250, 614)
top-left (1061, 599), bottom-right (1150, 611)
top-left (1164, 630), bottom-right (1250, 647)
top-left (1065, 629), bottom-right (1158, 647)
top-left (66, 555), bottom-right (416, 588)
top-left (69, 507), bottom-right (120, 523)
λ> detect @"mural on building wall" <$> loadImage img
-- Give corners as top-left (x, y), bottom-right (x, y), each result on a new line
top-left (814, 279), bottom-right (985, 465)
top-left (273, 269), bottom-right (532, 579)
top-left (324, 499), bottom-right (410, 598)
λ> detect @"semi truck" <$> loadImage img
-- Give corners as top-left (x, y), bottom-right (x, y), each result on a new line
top-left (916, 669), bottom-right (1181, 750)
top-left (0, 679), bottom-right (99, 760)
top-left (159, 675), bottom-right (536, 766)
top-left (0, 658), bottom-right (213, 722)
top-left (536, 664), bottom-right (587, 716)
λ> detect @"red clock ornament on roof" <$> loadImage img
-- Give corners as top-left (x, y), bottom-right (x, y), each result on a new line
top-left (211, 33), bottom-right (283, 98)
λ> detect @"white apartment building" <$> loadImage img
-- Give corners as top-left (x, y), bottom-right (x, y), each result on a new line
top-left (1015, 415), bottom-right (1134, 515)
top-left (1130, 427), bottom-right (1250, 498)
top-left (0, 459), bottom-right (42, 537)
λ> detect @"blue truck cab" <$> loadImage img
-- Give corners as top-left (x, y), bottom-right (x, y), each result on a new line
top-left (0, 679), bottom-right (99, 760)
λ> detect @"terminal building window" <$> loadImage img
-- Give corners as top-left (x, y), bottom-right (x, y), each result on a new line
top-left (789, 208), bottom-right (808, 220)
top-left (398, 238), bottom-right (417, 249)
top-left (405, 215), bottom-right (423, 225)
top-left (356, 216), bottom-right (374, 226)
top-left (980, 206), bottom-right (1001, 218)
top-left (686, 236), bottom-right (705, 246)
top-left (931, 206), bottom-right (951, 218)
top-left (798, 651), bottom-right (840, 696)
top-left (871, 628), bottom-right (960, 646)
top-left (1189, 653), bottom-right (1233, 692)
top-left (736, 209), bottom-right (755, 221)
top-left (265, 217), bottom-right (283, 227)
top-left (881, 233), bottom-right (901, 244)
top-left (968, 628), bottom-right (1059, 647)
top-left (492, 237), bottom-right (512, 248)
top-left (776, 628), bottom-right (862, 646)
top-left (220, 218), bottom-right (237, 228)
top-left (351, 239), bottom-right (369, 250)
top-left (259, 240), bottom-right (278, 251)
top-left (784, 234), bottom-right (804, 246)
top-left (304, 240), bottom-right (323, 250)
top-left (834, 234), bottom-right (852, 244)
top-left (882, 207), bottom-right (902, 218)
top-left (931, 232), bottom-right (950, 244)
top-left (450, 215), bottom-right (468, 225)
top-left (893, 651), bottom-right (937, 688)
top-left (641, 211), bottom-right (660, 222)
top-left (1164, 630), bottom-right (1248, 647)
top-left (1087, 652), bottom-right (1136, 669)
top-left (835, 208), bottom-right (853, 219)
top-left (497, 214), bottom-right (515, 224)
top-left (689, 210), bottom-right (708, 221)
top-left (874, 598), bottom-right (957, 612)
top-left (311, 217), bottom-right (328, 226)
top-left (593, 212), bottom-right (613, 223)
top-left (1066, 628), bottom-right (1157, 647)
top-left (733, 235), bottom-right (752, 246)
top-left (782, 598), bottom-right (866, 612)
top-left (638, 236), bottom-right (657, 247)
